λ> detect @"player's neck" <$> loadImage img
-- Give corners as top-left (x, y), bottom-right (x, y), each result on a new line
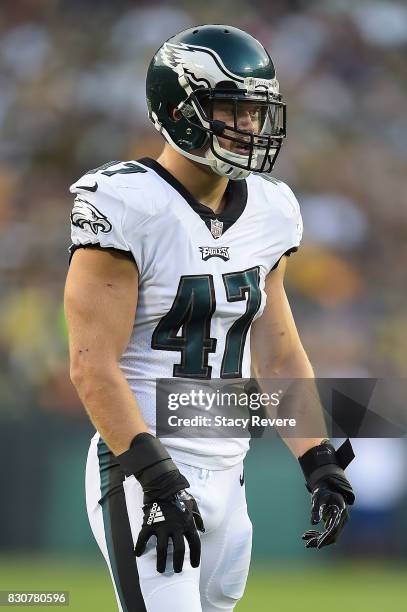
top-left (156, 147), bottom-right (229, 215)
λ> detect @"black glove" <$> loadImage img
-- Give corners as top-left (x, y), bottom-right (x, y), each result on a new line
top-left (135, 489), bottom-right (204, 573)
top-left (117, 433), bottom-right (205, 573)
top-left (299, 439), bottom-right (355, 549)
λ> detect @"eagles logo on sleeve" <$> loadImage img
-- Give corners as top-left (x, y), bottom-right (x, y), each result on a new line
top-left (70, 197), bottom-right (112, 235)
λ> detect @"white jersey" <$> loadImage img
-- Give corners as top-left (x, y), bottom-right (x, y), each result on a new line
top-left (69, 158), bottom-right (302, 469)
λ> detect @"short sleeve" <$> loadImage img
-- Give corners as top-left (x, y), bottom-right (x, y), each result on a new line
top-left (254, 175), bottom-right (303, 272)
top-left (69, 172), bottom-right (130, 256)
top-left (277, 181), bottom-right (303, 250)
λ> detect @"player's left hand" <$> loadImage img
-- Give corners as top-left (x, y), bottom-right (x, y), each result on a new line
top-left (298, 439), bottom-right (355, 550)
top-left (302, 484), bottom-right (349, 549)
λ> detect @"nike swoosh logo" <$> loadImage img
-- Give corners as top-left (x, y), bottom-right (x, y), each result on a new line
top-left (239, 472), bottom-right (245, 486)
top-left (77, 182), bottom-right (98, 192)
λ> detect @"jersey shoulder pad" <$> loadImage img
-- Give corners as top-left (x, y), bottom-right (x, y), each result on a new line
top-left (69, 161), bottom-right (155, 264)
top-left (255, 173), bottom-right (282, 187)
top-left (276, 180), bottom-right (303, 247)
top-left (251, 173), bottom-right (303, 247)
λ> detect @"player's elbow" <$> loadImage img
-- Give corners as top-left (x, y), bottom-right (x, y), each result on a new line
top-left (69, 364), bottom-right (87, 390)
top-left (69, 358), bottom-right (118, 398)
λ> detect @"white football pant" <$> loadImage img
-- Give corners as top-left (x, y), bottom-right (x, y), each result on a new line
top-left (86, 434), bottom-right (252, 611)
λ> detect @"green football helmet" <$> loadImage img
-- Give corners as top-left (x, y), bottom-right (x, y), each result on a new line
top-left (146, 24), bottom-right (286, 180)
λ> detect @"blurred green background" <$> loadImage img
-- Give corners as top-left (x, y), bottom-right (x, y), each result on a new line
top-left (2, 558), bottom-right (407, 611)
top-left (1, 0), bottom-right (407, 610)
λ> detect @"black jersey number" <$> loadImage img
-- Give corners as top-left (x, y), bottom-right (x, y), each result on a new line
top-left (151, 267), bottom-right (261, 379)
top-left (221, 267), bottom-right (261, 377)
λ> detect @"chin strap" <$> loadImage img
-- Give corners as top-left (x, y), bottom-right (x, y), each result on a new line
top-left (204, 135), bottom-right (257, 180)
top-left (204, 147), bottom-right (251, 180)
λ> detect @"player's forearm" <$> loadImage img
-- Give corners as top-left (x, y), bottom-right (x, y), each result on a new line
top-left (255, 348), bottom-right (327, 458)
top-left (279, 357), bottom-right (326, 458)
top-left (71, 364), bottom-right (148, 455)
top-left (253, 342), bottom-right (313, 379)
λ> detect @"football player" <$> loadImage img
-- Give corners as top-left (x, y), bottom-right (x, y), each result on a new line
top-left (64, 25), bottom-right (355, 612)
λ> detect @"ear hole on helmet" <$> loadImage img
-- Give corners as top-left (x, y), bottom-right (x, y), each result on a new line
top-left (168, 104), bottom-right (182, 122)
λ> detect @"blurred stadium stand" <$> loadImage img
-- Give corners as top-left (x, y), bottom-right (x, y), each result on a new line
top-left (0, 0), bottom-right (406, 562)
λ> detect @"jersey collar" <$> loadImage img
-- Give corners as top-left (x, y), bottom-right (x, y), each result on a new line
top-left (137, 157), bottom-right (248, 237)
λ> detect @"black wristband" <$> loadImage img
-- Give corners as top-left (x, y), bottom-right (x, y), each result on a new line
top-left (299, 439), bottom-right (354, 479)
top-left (117, 433), bottom-right (172, 477)
top-left (116, 433), bottom-right (190, 497)
top-left (299, 439), bottom-right (355, 504)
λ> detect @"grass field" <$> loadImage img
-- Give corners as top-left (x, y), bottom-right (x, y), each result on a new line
top-left (0, 557), bottom-right (404, 611)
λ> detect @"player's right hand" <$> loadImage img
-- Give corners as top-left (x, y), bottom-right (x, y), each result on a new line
top-left (117, 433), bottom-right (205, 572)
top-left (135, 489), bottom-right (205, 573)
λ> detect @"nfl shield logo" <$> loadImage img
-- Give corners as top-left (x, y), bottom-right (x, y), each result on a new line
top-left (210, 218), bottom-right (223, 239)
